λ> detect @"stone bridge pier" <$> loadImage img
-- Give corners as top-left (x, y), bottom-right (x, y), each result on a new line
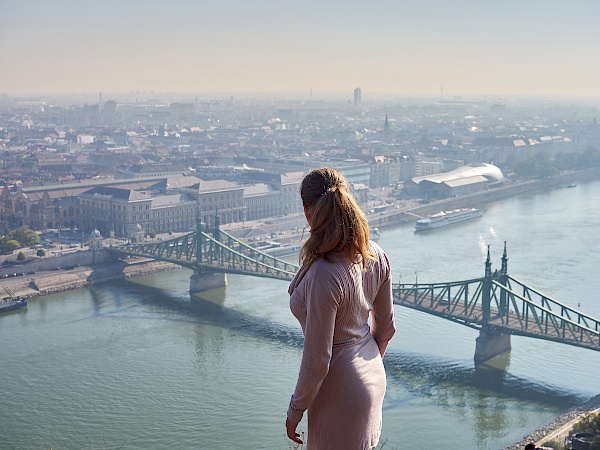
top-left (190, 270), bottom-right (227, 293)
top-left (474, 331), bottom-right (511, 363)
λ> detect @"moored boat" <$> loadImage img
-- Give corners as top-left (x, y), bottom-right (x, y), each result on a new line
top-left (0, 297), bottom-right (28, 314)
top-left (415, 208), bottom-right (482, 232)
top-left (371, 228), bottom-right (381, 241)
top-left (264, 243), bottom-right (301, 257)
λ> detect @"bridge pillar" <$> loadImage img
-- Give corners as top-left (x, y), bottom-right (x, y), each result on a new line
top-left (190, 270), bottom-right (227, 293)
top-left (474, 331), bottom-right (511, 363)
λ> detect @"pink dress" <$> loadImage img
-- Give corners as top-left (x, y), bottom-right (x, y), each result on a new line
top-left (287, 242), bottom-right (396, 450)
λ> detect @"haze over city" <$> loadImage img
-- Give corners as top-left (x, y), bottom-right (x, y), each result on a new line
top-left (4, 1), bottom-right (600, 450)
top-left (2, 0), bottom-right (600, 99)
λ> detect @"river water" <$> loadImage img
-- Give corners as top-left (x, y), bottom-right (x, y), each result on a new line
top-left (2, 179), bottom-right (600, 450)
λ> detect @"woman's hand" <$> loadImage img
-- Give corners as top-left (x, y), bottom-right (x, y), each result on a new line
top-left (286, 418), bottom-right (303, 444)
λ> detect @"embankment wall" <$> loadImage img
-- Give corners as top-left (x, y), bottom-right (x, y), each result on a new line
top-left (0, 249), bottom-right (115, 278)
top-left (0, 255), bottom-right (180, 299)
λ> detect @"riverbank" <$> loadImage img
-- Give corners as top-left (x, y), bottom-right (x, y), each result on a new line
top-left (502, 397), bottom-right (600, 449)
top-left (0, 258), bottom-right (180, 300)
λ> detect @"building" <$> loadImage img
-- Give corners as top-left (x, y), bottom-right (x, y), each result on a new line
top-left (238, 171), bottom-right (304, 218)
top-left (243, 184), bottom-right (280, 221)
top-left (0, 177), bottom-right (169, 230)
top-left (192, 179), bottom-right (246, 228)
top-left (120, 163), bottom-right (193, 179)
top-left (404, 163), bottom-right (504, 198)
top-left (353, 87), bottom-right (362, 109)
top-left (78, 181), bottom-right (201, 238)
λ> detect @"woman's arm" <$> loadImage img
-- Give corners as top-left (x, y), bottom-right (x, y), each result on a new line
top-left (287, 263), bottom-right (341, 424)
top-left (371, 252), bottom-right (396, 357)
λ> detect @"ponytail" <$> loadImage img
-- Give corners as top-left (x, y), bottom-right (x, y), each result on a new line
top-left (299, 168), bottom-right (374, 269)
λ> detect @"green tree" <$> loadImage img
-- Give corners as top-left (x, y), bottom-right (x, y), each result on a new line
top-left (543, 439), bottom-right (568, 450)
top-left (11, 226), bottom-right (39, 247)
top-left (2, 239), bottom-right (20, 253)
top-left (36, 249), bottom-right (46, 257)
top-left (554, 152), bottom-right (578, 170)
top-left (578, 147), bottom-right (600, 168)
top-left (514, 158), bottom-right (539, 178)
top-left (17, 251), bottom-right (25, 261)
top-left (573, 411), bottom-right (600, 435)
top-left (538, 162), bottom-right (558, 177)
top-left (533, 153), bottom-right (555, 177)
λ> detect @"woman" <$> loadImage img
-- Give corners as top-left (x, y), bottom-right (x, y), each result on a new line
top-left (286, 168), bottom-right (396, 450)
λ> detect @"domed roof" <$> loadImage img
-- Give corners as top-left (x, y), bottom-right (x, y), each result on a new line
top-left (411, 163), bottom-right (504, 184)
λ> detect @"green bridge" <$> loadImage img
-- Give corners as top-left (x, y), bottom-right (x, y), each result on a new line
top-left (111, 217), bottom-right (600, 362)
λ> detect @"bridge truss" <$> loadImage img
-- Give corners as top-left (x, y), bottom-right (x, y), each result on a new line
top-left (114, 220), bottom-right (299, 282)
top-left (112, 219), bottom-right (600, 354)
top-left (394, 245), bottom-right (600, 352)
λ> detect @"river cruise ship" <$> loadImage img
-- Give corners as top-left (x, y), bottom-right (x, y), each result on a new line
top-left (415, 208), bottom-right (482, 232)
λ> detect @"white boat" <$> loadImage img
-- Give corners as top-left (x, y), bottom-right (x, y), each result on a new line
top-left (263, 243), bottom-right (301, 257)
top-left (371, 228), bottom-right (381, 241)
top-left (415, 208), bottom-right (482, 231)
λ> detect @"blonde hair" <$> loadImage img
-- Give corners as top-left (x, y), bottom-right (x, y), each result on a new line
top-left (299, 167), bottom-right (374, 269)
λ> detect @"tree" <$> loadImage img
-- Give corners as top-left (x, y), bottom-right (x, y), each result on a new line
top-left (573, 412), bottom-right (600, 434)
top-left (554, 152), bottom-right (578, 170)
top-left (578, 147), bottom-right (600, 168)
top-left (538, 163), bottom-right (558, 178)
top-left (17, 251), bottom-right (25, 262)
top-left (11, 226), bottom-right (39, 247)
top-left (3, 239), bottom-right (20, 253)
top-left (36, 249), bottom-right (46, 257)
top-left (514, 158), bottom-right (539, 178)
top-left (572, 411), bottom-right (600, 447)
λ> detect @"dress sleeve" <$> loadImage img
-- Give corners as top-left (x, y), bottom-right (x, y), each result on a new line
top-left (370, 250), bottom-right (396, 357)
top-left (287, 263), bottom-right (341, 424)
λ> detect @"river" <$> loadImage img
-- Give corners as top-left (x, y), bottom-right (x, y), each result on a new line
top-left (1, 179), bottom-right (600, 450)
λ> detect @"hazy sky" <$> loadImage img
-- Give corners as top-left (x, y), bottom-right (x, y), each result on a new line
top-left (2, 0), bottom-right (600, 98)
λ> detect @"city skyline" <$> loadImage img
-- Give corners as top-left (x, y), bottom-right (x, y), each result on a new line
top-left (2, 0), bottom-right (600, 99)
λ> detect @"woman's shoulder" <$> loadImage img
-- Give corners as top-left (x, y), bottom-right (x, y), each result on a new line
top-left (305, 256), bottom-right (350, 282)
top-left (368, 240), bottom-right (387, 259)
top-left (308, 256), bottom-right (344, 274)
top-left (367, 240), bottom-right (391, 271)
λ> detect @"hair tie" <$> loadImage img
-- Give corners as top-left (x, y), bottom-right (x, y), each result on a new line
top-left (321, 185), bottom-right (338, 196)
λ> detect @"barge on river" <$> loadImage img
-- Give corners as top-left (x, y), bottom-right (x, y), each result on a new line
top-left (0, 297), bottom-right (28, 314)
